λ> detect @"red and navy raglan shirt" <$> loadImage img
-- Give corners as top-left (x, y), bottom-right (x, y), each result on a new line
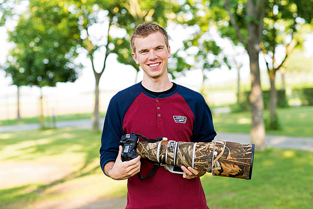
top-left (100, 82), bottom-right (216, 209)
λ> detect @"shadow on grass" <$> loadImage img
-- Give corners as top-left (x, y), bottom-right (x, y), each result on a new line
top-left (0, 127), bottom-right (125, 208)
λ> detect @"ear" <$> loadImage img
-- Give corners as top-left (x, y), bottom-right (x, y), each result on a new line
top-left (132, 53), bottom-right (139, 64)
top-left (168, 45), bottom-right (171, 58)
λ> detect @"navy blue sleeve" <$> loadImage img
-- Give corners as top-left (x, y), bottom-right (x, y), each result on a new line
top-left (99, 84), bottom-right (141, 171)
top-left (178, 85), bottom-right (216, 142)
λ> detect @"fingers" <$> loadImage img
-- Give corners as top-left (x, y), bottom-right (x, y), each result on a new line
top-left (181, 166), bottom-right (199, 179)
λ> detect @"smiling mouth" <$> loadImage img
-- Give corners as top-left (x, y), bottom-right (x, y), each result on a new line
top-left (148, 63), bottom-right (161, 67)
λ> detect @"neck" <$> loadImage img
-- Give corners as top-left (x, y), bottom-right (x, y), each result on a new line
top-left (141, 76), bottom-right (172, 92)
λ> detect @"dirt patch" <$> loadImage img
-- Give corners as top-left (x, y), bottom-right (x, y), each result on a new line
top-left (0, 161), bottom-right (72, 189)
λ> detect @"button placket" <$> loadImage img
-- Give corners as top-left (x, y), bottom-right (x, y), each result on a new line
top-left (156, 98), bottom-right (162, 123)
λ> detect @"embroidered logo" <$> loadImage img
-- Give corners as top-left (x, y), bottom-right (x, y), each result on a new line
top-left (173, 116), bottom-right (187, 124)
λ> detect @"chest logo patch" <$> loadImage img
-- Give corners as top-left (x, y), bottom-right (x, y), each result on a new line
top-left (173, 116), bottom-right (187, 124)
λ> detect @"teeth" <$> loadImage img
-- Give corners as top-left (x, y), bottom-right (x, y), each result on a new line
top-left (149, 63), bottom-right (159, 67)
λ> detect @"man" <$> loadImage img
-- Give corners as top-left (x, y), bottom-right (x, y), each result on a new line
top-left (100, 23), bottom-right (216, 209)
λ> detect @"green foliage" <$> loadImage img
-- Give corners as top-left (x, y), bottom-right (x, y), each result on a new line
top-left (112, 0), bottom-right (176, 75)
top-left (169, 1), bottom-right (228, 79)
top-left (0, 0), bottom-right (24, 26)
top-left (241, 90), bottom-right (288, 111)
top-left (292, 88), bottom-right (313, 106)
top-left (210, 0), bottom-right (248, 46)
top-left (4, 0), bottom-right (83, 88)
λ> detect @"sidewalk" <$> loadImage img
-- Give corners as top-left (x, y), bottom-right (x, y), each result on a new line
top-left (0, 119), bottom-right (105, 133)
top-left (1, 119), bottom-right (312, 151)
top-left (215, 132), bottom-right (313, 152)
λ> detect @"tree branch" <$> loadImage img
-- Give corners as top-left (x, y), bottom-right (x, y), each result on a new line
top-left (223, 0), bottom-right (245, 44)
top-left (275, 39), bottom-right (297, 71)
top-left (100, 16), bottom-right (113, 76)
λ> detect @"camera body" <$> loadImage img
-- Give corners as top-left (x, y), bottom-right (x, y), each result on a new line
top-left (120, 133), bottom-right (139, 161)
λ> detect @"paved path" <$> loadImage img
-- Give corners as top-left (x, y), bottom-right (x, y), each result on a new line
top-left (0, 119), bottom-right (105, 132)
top-left (215, 132), bottom-right (313, 152)
top-left (1, 119), bottom-right (312, 151)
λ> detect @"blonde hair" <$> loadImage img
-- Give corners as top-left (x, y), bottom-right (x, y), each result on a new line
top-left (130, 23), bottom-right (169, 53)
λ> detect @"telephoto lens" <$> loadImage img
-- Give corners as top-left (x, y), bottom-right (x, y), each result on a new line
top-left (136, 139), bottom-right (254, 180)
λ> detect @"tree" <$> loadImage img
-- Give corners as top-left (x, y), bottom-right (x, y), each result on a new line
top-left (210, 0), bottom-right (266, 151)
top-left (260, 0), bottom-right (313, 129)
top-left (5, 1), bottom-right (82, 128)
top-left (52, 0), bottom-right (176, 132)
top-left (2, 62), bottom-right (27, 122)
top-left (0, 0), bottom-right (26, 26)
top-left (226, 41), bottom-right (245, 105)
top-left (168, 1), bottom-right (228, 98)
top-left (3, 0), bottom-right (177, 132)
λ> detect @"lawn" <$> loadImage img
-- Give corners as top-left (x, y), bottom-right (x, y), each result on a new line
top-left (0, 128), bottom-right (312, 208)
top-left (213, 106), bottom-right (313, 138)
top-left (202, 148), bottom-right (313, 209)
top-left (0, 128), bottom-right (126, 208)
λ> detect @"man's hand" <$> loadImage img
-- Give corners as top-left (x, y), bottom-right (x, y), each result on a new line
top-left (181, 166), bottom-right (206, 179)
top-left (104, 146), bottom-right (141, 180)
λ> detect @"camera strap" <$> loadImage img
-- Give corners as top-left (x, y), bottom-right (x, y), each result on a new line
top-left (132, 133), bottom-right (162, 180)
top-left (132, 133), bottom-right (161, 143)
top-left (137, 162), bottom-right (160, 180)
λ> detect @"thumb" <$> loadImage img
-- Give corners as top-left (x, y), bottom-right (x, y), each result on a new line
top-left (116, 145), bottom-right (123, 161)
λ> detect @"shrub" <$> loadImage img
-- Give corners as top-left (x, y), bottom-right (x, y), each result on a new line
top-left (241, 89), bottom-right (288, 111)
top-left (292, 88), bottom-right (313, 106)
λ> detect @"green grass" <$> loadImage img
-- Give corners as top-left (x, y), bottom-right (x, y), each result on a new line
top-left (213, 106), bottom-right (313, 138)
top-left (1, 128), bottom-right (312, 208)
top-left (202, 148), bottom-right (313, 209)
top-left (0, 128), bottom-right (126, 208)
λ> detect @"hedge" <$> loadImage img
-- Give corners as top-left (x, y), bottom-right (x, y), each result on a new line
top-left (292, 88), bottom-right (313, 106)
top-left (241, 89), bottom-right (288, 111)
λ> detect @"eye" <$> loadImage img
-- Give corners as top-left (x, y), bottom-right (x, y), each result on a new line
top-left (140, 50), bottom-right (148, 54)
top-left (157, 47), bottom-right (163, 50)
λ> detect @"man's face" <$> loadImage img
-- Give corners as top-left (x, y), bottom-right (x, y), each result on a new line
top-left (132, 31), bottom-right (171, 80)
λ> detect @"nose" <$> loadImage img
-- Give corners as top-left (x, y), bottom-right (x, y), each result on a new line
top-left (148, 50), bottom-right (157, 60)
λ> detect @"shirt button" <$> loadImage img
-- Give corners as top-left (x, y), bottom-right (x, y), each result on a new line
top-left (157, 107), bottom-right (160, 110)
top-left (156, 99), bottom-right (159, 102)
top-left (158, 114), bottom-right (161, 117)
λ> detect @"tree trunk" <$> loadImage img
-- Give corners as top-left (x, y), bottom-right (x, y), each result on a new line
top-left (280, 67), bottom-right (286, 89)
top-left (135, 70), bottom-right (139, 83)
top-left (245, 0), bottom-right (265, 151)
top-left (269, 71), bottom-right (277, 124)
top-left (17, 86), bottom-right (21, 122)
top-left (248, 50), bottom-right (265, 151)
top-left (201, 70), bottom-right (205, 93)
top-left (92, 74), bottom-right (101, 132)
top-left (237, 66), bottom-right (240, 104)
top-left (39, 87), bottom-right (44, 129)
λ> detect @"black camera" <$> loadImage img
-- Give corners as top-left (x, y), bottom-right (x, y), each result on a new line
top-left (120, 133), bottom-right (139, 161)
